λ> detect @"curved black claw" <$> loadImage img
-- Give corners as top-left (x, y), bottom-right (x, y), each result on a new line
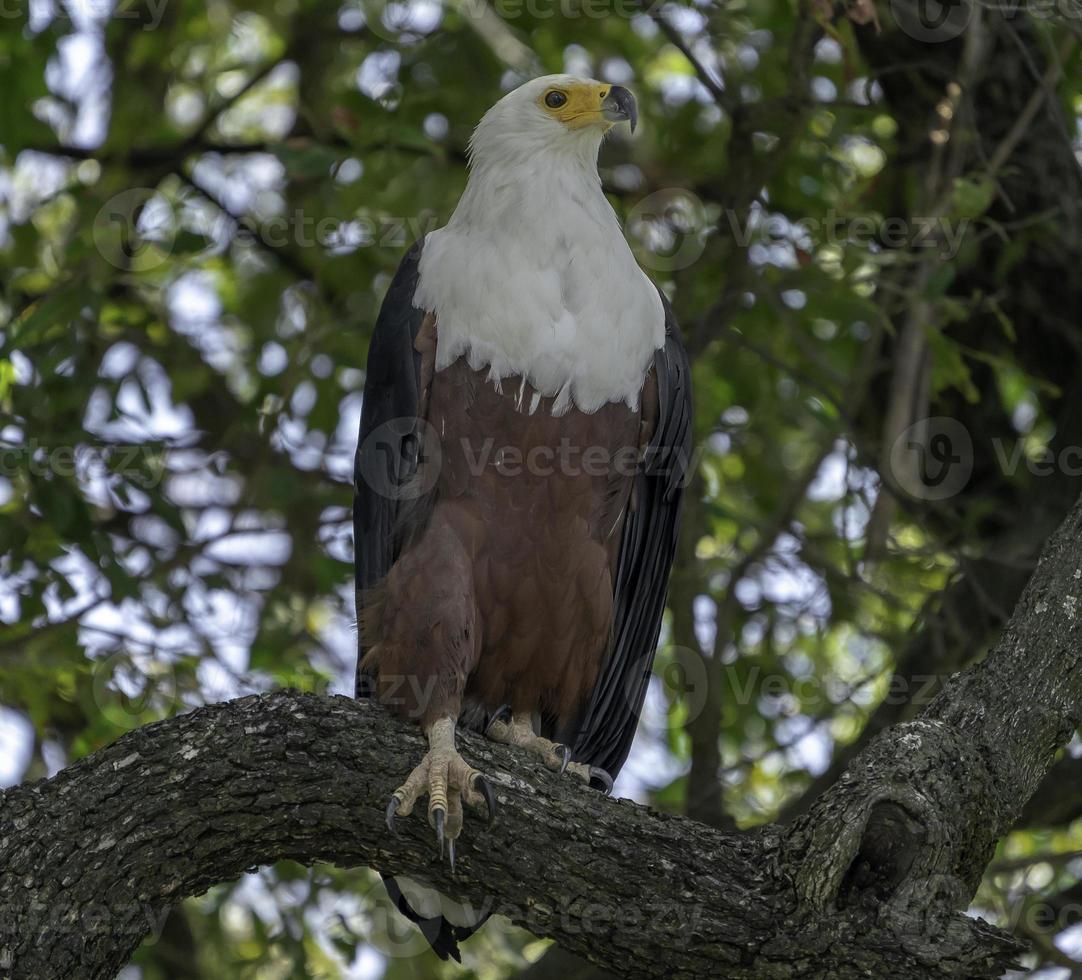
top-left (475, 774), bottom-right (497, 825)
top-left (448, 837), bottom-right (456, 874)
top-left (386, 796), bottom-right (399, 834)
top-left (434, 807), bottom-right (446, 858)
top-left (484, 703), bottom-right (512, 735)
top-left (558, 744), bottom-right (571, 775)
top-left (589, 767), bottom-right (614, 796)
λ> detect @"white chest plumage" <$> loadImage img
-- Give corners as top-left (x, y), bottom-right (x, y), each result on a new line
top-left (413, 118), bottom-right (664, 416)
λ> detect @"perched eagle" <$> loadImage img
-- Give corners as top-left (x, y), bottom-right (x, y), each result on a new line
top-left (353, 74), bottom-right (692, 960)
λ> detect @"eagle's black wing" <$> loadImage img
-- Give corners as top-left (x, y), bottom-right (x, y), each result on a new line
top-left (353, 238), bottom-right (484, 962)
top-left (353, 237), bottom-right (427, 692)
top-left (571, 292), bottom-right (693, 778)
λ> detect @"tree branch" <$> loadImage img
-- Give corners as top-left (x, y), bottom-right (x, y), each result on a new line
top-left (8, 484), bottom-right (1082, 979)
top-left (0, 691), bottom-right (1020, 980)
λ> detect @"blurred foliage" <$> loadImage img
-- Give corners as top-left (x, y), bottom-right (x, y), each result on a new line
top-left (2, 0), bottom-right (1082, 976)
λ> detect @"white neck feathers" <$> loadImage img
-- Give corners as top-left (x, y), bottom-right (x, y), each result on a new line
top-left (413, 93), bottom-right (663, 415)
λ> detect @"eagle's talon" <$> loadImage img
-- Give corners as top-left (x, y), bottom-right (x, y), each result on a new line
top-left (558, 745), bottom-right (571, 775)
top-left (387, 718), bottom-right (491, 854)
top-left (433, 806), bottom-right (446, 856)
top-left (485, 704), bottom-right (512, 735)
top-left (589, 767), bottom-right (614, 795)
top-left (566, 760), bottom-right (614, 794)
top-left (448, 837), bottom-right (456, 873)
top-left (472, 773), bottom-right (497, 824)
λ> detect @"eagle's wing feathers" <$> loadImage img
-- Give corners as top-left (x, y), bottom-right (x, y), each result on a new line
top-left (571, 291), bottom-right (693, 777)
top-left (353, 237), bottom-right (428, 692)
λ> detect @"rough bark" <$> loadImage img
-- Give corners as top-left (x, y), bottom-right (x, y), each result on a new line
top-left (0, 690), bottom-right (1022, 980)
top-left (6, 488), bottom-right (1082, 979)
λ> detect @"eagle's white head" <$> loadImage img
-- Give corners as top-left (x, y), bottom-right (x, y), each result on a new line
top-left (415, 75), bottom-right (664, 415)
top-left (468, 74), bottom-right (637, 171)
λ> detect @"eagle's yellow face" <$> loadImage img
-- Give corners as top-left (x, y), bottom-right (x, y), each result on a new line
top-left (537, 80), bottom-right (638, 133)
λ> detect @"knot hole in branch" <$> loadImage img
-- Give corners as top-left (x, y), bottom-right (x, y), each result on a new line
top-left (837, 801), bottom-right (927, 910)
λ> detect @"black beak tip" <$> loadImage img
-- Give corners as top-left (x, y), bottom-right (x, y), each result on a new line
top-left (605, 85), bottom-right (638, 133)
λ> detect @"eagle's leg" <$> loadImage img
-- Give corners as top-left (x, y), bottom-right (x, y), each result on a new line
top-left (386, 716), bottom-right (495, 870)
top-left (369, 514), bottom-right (494, 866)
top-left (485, 712), bottom-right (613, 793)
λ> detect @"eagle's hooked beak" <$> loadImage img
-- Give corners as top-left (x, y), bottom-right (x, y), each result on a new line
top-left (602, 86), bottom-right (638, 133)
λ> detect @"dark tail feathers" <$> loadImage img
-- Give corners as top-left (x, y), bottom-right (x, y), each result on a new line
top-left (382, 874), bottom-right (489, 962)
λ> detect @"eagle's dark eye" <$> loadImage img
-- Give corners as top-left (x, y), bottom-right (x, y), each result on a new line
top-left (544, 91), bottom-right (567, 109)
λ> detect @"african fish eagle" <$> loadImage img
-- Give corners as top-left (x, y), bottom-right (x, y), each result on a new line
top-left (353, 74), bottom-right (693, 960)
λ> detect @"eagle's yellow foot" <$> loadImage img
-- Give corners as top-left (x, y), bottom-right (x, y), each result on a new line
top-left (385, 717), bottom-right (495, 871)
top-left (485, 710), bottom-right (614, 794)
top-left (485, 711), bottom-right (569, 771)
